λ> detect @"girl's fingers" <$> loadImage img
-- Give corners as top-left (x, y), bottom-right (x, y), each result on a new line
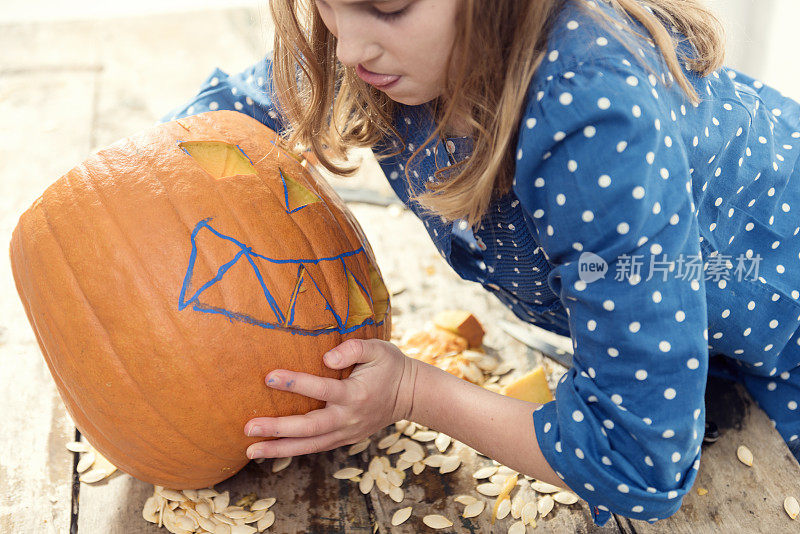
top-left (246, 429), bottom-right (348, 459)
top-left (323, 338), bottom-right (390, 369)
top-left (246, 407), bottom-right (350, 439)
top-left (265, 370), bottom-right (348, 403)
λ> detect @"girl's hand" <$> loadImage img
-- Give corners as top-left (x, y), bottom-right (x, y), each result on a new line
top-left (243, 338), bottom-right (417, 459)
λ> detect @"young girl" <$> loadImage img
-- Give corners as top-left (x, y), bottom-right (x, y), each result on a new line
top-left (160, 0), bottom-right (800, 525)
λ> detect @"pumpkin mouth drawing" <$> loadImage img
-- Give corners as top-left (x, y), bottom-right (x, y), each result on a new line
top-left (178, 217), bottom-right (387, 335)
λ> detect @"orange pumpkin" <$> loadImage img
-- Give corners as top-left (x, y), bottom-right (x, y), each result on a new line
top-left (9, 110), bottom-right (391, 488)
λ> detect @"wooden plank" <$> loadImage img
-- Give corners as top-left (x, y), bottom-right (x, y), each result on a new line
top-left (76, 449), bottom-right (374, 533)
top-left (0, 67), bottom-right (96, 533)
top-left (617, 377), bottom-right (800, 533)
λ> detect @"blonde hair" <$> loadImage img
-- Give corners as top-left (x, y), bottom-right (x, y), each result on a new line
top-left (269, 0), bottom-right (726, 229)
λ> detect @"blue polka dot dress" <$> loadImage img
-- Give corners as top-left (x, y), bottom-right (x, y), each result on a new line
top-left (159, 0), bottom-right (800, 525)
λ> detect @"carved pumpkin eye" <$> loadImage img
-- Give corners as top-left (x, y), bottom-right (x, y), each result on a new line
top-left (178, 141), bottom-right (256, 178)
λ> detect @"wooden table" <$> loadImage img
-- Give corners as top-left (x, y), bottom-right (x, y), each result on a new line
top-left (2, 7), bottom-right (799, 534)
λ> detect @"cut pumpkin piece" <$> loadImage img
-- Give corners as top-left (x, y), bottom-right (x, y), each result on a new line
top-left (433, 309), bottom-right (485, 348)
top-left (178, 141), bottom-right (256, 178)
top-left (367, 263), bottom-right (389, 323)
top-left (279, 168), bottom-right (321, 212)
top-left (501, 366), bottom-right (554, 404)
top-left (344, 270), bottom-right (373, 328)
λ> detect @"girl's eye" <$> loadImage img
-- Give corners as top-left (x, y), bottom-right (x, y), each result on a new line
top-left (373, 7), bottom-right (406, 21)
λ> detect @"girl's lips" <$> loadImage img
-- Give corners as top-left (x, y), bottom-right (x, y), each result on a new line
top-left (356, 64), bottom-right (401, 87)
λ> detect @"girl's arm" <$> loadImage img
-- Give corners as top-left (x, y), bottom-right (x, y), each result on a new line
top-left (510, 55), bottom-right (710, 526)
top-left (407, 357), bottom-right (567, 489)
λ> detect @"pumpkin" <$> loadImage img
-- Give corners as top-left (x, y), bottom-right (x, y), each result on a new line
top-left (9, 110), bottom-right (391, 488)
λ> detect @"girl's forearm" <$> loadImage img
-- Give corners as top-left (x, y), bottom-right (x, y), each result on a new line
top-left (406, 358), bottom-right (569, 489)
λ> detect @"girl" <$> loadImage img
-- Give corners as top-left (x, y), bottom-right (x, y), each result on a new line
top-left (160, 0), bottom-right (800, 525)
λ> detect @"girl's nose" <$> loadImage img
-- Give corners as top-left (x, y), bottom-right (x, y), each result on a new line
top-left (334, 19), bottom-right (380, 69)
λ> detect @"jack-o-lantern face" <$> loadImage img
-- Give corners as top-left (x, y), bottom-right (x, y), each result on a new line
top-left (9, 110), bottom-right (391, 488)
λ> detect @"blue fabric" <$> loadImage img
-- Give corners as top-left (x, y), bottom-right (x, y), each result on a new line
top-left (159, 0), bottom-right (800, 525)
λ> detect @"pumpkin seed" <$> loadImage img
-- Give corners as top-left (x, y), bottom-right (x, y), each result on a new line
top-left (333, 467), bottom-right (363, 480)
top-left (411, 430), bottom-right (438, 442)
top-left (439, 456), bottom-right (461, 474)
top-left (198, 516), bottom-right (217, 531)
top-left (477, 483), bottom-right (503, 497)
top-left (473, 466), bottom-right (498, 479)
top-left (230, 525), bottom-right (257, 534)
top-left (272, 457), bottom-right (292, 473)
top-left (412, 461), bottom-right (425, 475)
top-left (76, 451), bottom-right (95, 473)
top-left (737, 445), bottom-right (754, 467)
top-left (490, 473), bottom-right (511, 485)
top-left (387, 438), bottom-right (409, 455)
top-left (435, 433), bottom-right (451, 452)
top-left (225, 510), bottom-right (251, 520)
top-left (454, 495), bottom-right (478, 506)
top-left (402, 422), bottom-right (418, 436)
top-left (214, 512), bottom-right (236, 526)
top-left (389, 485), bottom-right (404, 503)
top-left (510, 482), bottom-right (531, 519)
top-left (422, 514), bottom-right (453, 529)
top-left (396, 458), bottom-right (413, 471)
top-left (553, 491), bottom-right (579, 505)
top-left (391, 506), bottom-right (413, 526)
top-left (348, 439), bottom-right (371, 456)
top-left (378, 432), bottom-right (401, 449)
top-left (395, 420), bottom-right (410, 433)
top-left (387, 468), bottom-right (405, 487)
top-left (531, 480), bottom-right (562, 493)
top-left (496, 497), bottom-right (512, 520)
top-left (375, 474), bottom-right (391, 494)
top-left (508, 520), bottom-right (526, 534)
top-left (143, 496), bottom-right (159, 523)
top-left (257, 510), bottom-right (275, 531)
top-left (368, 457), bottom-right (384, 478)
top-left (423, 454), bottom-right (447, 467)
top-left (496, 466), bottom-right (517, 477)
top-left (157, 488), bottom-right (186, 502)
top-left (538, 495), bottom-right (555, 518)
top-left (521, 501), bottom-right (537, 524)
top-left (785, 496), bottom-right (800, 520)
top-left (66, 441), bottom-right (90, 453)
top-left (463, 500), bottom-right (485, 518)
top-left (79, 467), bottom-right (113, 483)
top-left (213, 492), bottom-right (231, 514)
top-left (400, 449), bottom-right (424, 463)
top-left (250, 498), bottom-right (276, 511)
top-left (359, 472), bottom-right (375, 494)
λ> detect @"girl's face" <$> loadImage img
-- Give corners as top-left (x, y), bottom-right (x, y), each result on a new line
top-left (314, 0), bottom-right (460, 106)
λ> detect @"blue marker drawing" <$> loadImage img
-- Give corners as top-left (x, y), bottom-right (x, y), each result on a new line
top-left (178, 218), bottom-right (384, 336)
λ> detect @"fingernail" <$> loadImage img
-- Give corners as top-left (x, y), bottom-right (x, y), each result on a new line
top-left (247, 425), bottom-right (262, 437)
top-left (267, 375), bottom-right (280, 386)
top-left (325, 353), bottom-right (339, 365)
top-left (246, 447), bottom-right (255, 459)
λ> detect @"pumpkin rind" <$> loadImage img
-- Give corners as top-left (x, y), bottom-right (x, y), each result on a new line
top-left (9, 110), bottom-right (391, 488)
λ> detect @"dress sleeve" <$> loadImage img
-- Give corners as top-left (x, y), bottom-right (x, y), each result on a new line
top-left (513, 58), bottom-right (710, 525)
top-left (157, 53), bottom-right (288, 134)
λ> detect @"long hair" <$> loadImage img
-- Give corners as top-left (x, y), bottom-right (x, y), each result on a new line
top-left (269, 0), bottom-right (726, 229)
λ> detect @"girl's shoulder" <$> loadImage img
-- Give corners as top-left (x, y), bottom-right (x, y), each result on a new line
top-left (534, 0), bottom-right (692, 86)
